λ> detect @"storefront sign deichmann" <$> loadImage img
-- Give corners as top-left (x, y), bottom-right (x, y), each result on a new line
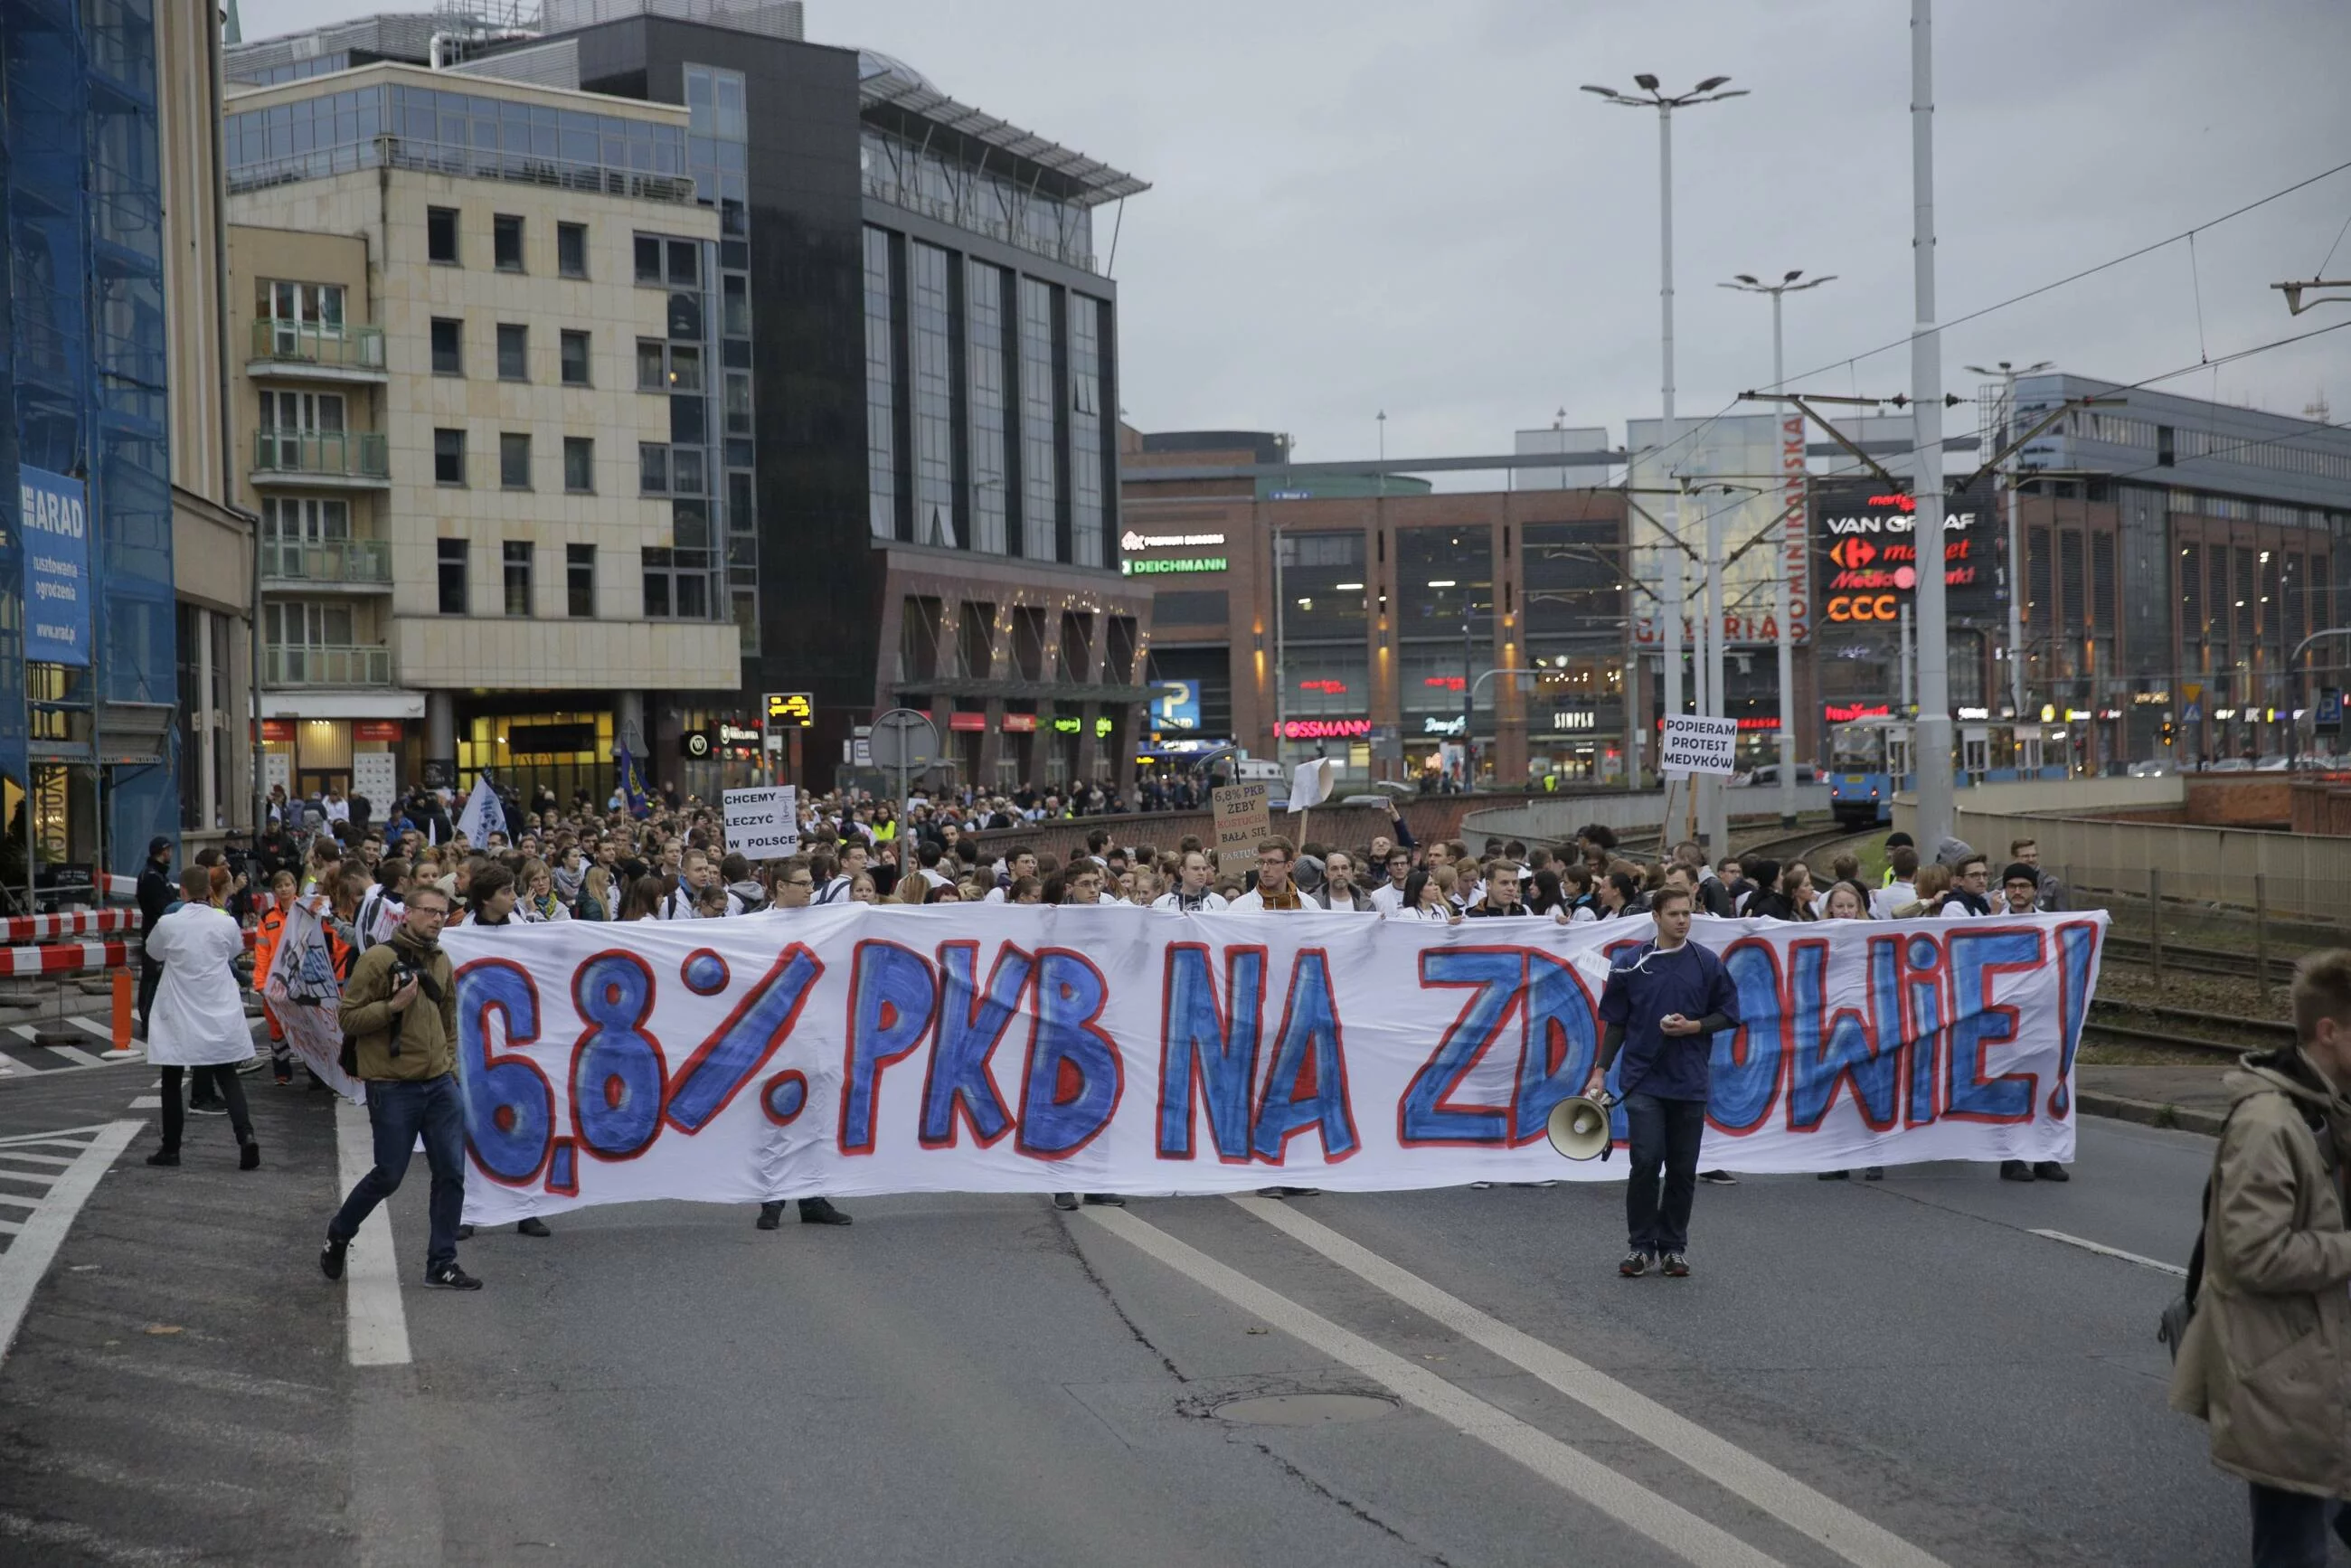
top-left (1120, 556), bottom-right (1228, 575)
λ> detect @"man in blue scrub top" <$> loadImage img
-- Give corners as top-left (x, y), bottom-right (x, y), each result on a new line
top-left (1583, 885), bottom-right (1741, 1278)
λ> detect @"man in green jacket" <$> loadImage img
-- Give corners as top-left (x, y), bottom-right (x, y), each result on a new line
top-left (316, 884), bottom-right (481, 1292)
top-left (2171, 948), bottom-right (2351, 1565)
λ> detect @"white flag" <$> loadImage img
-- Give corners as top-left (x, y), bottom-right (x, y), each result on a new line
top-left (455, 774), bottom-right (500, 846)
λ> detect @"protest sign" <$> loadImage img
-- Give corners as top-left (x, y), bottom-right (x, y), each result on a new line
top-left (1211, 783), bottom-right (1272, 876)
top-left (444, 906), bottom-right (2104, 1223)
top-left (260, 898), bottom-right (367, 1104)
top-left (1660, 714), bottom-right (1739, 776)
top-left (722, 786), bottom-right (800, 858)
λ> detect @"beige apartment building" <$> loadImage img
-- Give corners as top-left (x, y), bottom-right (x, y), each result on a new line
top-left (224, 61), bottom-right (736, 806)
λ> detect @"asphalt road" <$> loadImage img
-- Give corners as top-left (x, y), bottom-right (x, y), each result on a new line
top-left (0, 1066), bottom-right (2249, 1568)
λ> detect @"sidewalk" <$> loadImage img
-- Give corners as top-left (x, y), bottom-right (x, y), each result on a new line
top-left (0, 1082), bottom-right (354, 1565)
top-left (2078, 1063), bottom-right (2236, 1137)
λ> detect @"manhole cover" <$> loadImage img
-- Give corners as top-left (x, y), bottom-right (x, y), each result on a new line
top-left (1214, 1393), bottom-right (1396, 1427)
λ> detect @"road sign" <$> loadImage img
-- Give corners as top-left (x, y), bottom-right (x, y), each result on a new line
top-left (2181, 702), bottom-right (2202, 723)
top-left (868, 709), bottom-right (936, 774)
top-left (1658, 714), bottom-right (1738, 777)
top-left (2318, 689), bottom-right (2343, 732)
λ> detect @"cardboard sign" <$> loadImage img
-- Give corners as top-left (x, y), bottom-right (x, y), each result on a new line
top-left (1211, 782), bottom-right (1272, 877)
top-left (1659, 714), bottom-right (1739, 777)
top-left (723, 786), bottom-right (800, 858)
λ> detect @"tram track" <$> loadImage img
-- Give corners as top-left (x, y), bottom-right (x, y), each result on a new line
top-left (2082, 997), bottom-right (2290, 1060)
top-left (2100, 935), bottom-right (2305, 988)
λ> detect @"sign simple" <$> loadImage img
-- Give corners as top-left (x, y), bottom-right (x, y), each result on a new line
top-left (1659, 714), bottom-right (1740, 777)
top-left (722, 786), bottom-right (800, 858)
top-left (1210, 782), bottom-right (1272, 878)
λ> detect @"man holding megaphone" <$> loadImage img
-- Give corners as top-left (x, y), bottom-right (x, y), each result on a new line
top-left (1583, 884), bottom-right (1741, 1280)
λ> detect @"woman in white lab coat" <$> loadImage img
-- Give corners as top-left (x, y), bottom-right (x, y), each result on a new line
top-left (144, 863), bottom-right (260, 1169)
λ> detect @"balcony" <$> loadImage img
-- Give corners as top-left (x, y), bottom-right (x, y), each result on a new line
top-left (261, 539), bottom-right (392, 591)
top-left (247, 320), bottom-right (387, 383)
top-left (251, 430), bottom-right (390, 489)
top-left (263, 644), bottom-right (393, 687)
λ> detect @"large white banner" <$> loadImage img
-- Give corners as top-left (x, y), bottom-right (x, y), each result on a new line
top-left (441, 908), bottom-right (2106, 1223)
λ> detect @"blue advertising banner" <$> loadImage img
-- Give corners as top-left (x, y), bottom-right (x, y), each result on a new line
top-left (1150, 678), bottom-right (1201, 734)
top-left (16, 465), bottom-right (89, 666)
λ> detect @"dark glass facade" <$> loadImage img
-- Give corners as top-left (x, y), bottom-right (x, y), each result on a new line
top-left (3, 0), bottom-right (177, 880)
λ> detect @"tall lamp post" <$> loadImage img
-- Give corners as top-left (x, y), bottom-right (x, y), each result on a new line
top-left (1723, 269), bottom-right (1835, 827)
top-left (1583, 72), bottom-right (1745, 845)
top-left (1963, 360), bottom-right (2053, 733)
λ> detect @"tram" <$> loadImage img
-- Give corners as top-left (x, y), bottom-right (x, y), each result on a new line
top-left (1827, 716), bottom-right (2071, 827)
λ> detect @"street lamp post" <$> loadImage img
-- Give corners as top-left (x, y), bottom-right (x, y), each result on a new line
top-left (1723, 270), bottom-right (1836, 827)
top-left (1905, 0), bottom-right (1958, 848)
top-left (1584, 72), bottom-right (1745, 842)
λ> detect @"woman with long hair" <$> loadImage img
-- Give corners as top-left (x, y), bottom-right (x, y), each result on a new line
top-left (618, 874), bottom-right (666, 921)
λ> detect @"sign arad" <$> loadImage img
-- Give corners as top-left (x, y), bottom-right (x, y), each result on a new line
top-left (1659, 714), bottom-right (1739, 776)
top-left (722, 786), bottom-right (800, 858)
top-left (17, 464), bottom-right (90, 667)
top-left (1211, 782), bottom-right (1272, 877)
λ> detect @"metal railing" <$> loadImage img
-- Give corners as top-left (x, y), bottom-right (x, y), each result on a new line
top-left (252, 430), bottom-right (390, 480)
top-left (249, 319), bottom-right (387, 371)
top-left (262, 644), bottom-right (393, 686)
top-left (260, 539), bottom-right (392, 585)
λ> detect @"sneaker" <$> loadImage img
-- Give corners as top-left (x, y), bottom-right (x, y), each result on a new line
top-left (319, 1239), bottom-right (347, 1280)
top-left (1659, 1252), bottom-right (1691, 1279)
top-left (1619, 1250), bottom-right (1653, 1278)
top-left (1817, 1170), bottom-right (1851, 1181)
top-left (1863, 1167), bottom-right (1884, 1182)
top-left (1081, 1194), bottom-right (1126, 1207)
top-left (1697, 1170), bottom-right (1738, 1186)
top-left (515, 1217), bottom-right (551, 1237)
top-left (1507, 1181), bottom-right (1561, 1189)
top-left (423, 1262), bottom-right (483, 1291)
top-left (2031, 1161), bottom-right (2070, 1184)
top-left (755, 1202), bottom-right (783, 1231)
top-left (273, 1072), bottom-right (293, 1087)
top-left (798, 1197), bottom-right (851, 1225)
top-left (1468, 1180), bottom-right (1495, 1190)
top-left (187, 1101), bottom-right (227, 1117)
top-left (1999, 1159), bottom-right (2035, 1183)
top-left (454, 1223), bottom-right (476, 1241)
top-left (1255, 1185), bottom-right (1321, 1198)
top-left (239, 1140), bottom-right (260, 1171)
top-left (145, 1148), bottom-right (179, 1167)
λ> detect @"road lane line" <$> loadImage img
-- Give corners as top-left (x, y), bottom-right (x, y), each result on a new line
top-left (47, 1043), bottom-right (105, 1068)
top-left (1082, 1204), bottom-right (1786, 1568)
top-left (0, 1121), bottom-right (138, 1369)
top-left (128, 1096), bottom-right (160, 1110)
top-left (1233, 1197), bottom-right (1953, 1568)
top-left (2028, 1229), bottom-right (2187, 1277)
top-left (335, 1096), bottom-right (411, 1367)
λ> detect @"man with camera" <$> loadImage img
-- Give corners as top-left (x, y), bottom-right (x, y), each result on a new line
top-left (317, 885), bottom-right (480, 1291)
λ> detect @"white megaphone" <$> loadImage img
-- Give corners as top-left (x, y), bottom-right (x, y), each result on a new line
top-left (1545, 1092), bottom-right (1615, 1162)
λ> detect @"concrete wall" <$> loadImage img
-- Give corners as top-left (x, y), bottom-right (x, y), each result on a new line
top-left (1468, 786), bottom-right (1833, 845)
top-left (1891, 775), bottom-right (2184, 840)
top-left (1954, 806), bottom-right (2351, 920)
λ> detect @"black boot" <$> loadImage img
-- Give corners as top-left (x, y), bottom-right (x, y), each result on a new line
top-left (1999, 1159), bottom-right (2035, 1182)
top-left (798, 1196), bottom-right (851, 1226)
top-left (755, 1202), bottom-right (783, 1230)
top-left (239, 1140), bottom-right (261, 1171)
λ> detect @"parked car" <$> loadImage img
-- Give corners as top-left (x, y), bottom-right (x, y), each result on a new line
top-left (2126, 760), bottom-right (2172, 778)
top-left (1733, 763), bottom-right (1819, 787)
top-left (2255, 753), bottom-right (2291, 772)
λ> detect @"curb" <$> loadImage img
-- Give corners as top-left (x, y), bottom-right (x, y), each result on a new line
top-left (2077, 1091), bottom-right (2224, 1138)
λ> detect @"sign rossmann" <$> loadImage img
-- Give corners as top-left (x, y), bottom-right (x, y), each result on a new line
top-left (1812, 479), bottom-right (1999, 625)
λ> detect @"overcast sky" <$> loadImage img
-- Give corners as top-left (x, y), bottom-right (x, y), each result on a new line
top-left (241, 0), bottom-right (2351, 468)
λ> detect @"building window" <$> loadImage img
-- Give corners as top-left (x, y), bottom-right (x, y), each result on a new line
top-left (666, 240), bottom-right (698, 287)
top-left (910, 241), bottom-right (957, 549)
top-left (864, 226), bottom-right (898, 541)
top-left (494, 213), bottom-right (524, 272)
top-left (500, 432), bottom-right (532, 489)
top-left (560, 330), bottom-right (590, 386)
top-left (634, 234), bottom-right (661, 282)
top-left (496, 323), bottom-right (528, 382)
top-left (567, 543), bottom-right (595, 617)
top-left (724, 371), bottom-right (751, 437)
top-left (438, 538), bottom-right (468, 613)
top-left (557, 222), bottom-right (588, 279)
top-left (637, 337), bottom-right (666, 391)
top-left (563, 436), bottom-right (594, 493)
top-left (430, 316), bottom-right (463, 376)
top-left (504, 541), bottom-right (533, 616)
top-left (666, 344), bottom-right (701, 392)
top-left (427, 205), bottom-right (459, 264)
top-left (639, 442), bottom-right (668, 494)
top-left (1019, 277), bottom-right (1062, 562)
top-left (967, 258), bottom-right (1008, 555)
top-left (434, 428), bottom-right (467, 486)
top-left (722, 273), bottom-right (749, 336)
top-left (641, 546), bottom-right (711, 619)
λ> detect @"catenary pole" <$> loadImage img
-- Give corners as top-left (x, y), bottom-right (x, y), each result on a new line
top-left (1909, 0), bottom-right (1955, 848)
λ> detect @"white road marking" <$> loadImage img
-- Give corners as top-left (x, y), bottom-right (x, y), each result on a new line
top-left (128, 1096), bottom-right (160, 1110)
top-left (0, 1122), bottom-right (139, 1368)
top-left (1083, 1204), bottom-right (1787, 1568)
top-left (2028, 1229), bottom-right (2188, 1277)
top-left (0, 1218), bottom-right (20, 1235)
top-left (0, 1126), bottom-right (118, 1147)
top-left (0, 1150), bottom-right (78, 1169)
top-left (66, 1015), bottom-right (118, 1044)
top-left (45, 1044), bottom-right (104, 1069)
top-left (1234, 1197), bottom-right (1954, 1568)
top-left (335, 1096), bottom-right (411, 1367)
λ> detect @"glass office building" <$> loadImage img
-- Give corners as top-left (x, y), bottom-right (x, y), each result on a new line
top-left (2, 0), bottom-right (178, 888)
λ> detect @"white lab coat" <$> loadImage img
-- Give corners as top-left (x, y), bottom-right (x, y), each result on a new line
top-left (144, 903), bottom-right (255, 1067)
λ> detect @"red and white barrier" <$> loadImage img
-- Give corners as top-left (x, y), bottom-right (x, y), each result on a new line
top-left (0, 910), bottom-right (140, 943)
top-left (0, 941), bottom-right (133, 976)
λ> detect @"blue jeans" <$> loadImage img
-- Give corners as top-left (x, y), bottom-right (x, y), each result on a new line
top-left (327, 1073), bottom-right (467, 1272)
top-left (1623, 1091), bottom-right (1708, 1256)
top-left (2251, 1483), bottom-right (2351, 1567)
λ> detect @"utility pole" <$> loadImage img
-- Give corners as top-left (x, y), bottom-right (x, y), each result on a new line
top-left (1585, 71), bottom-right (1746, 827)
top-left (1723, 270), bottom-right (1835, 827)
top-left (1702, 495), bottom-right (1728, 851)
top-left (1908, 0), bottom-right (1954, 849)
top-left (1460, 592), bottom-right (1476, 787)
